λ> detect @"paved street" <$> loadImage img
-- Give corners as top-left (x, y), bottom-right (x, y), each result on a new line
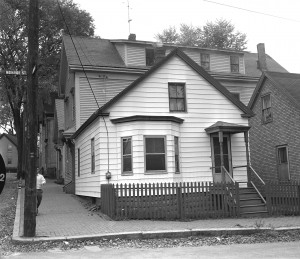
top-left (4, 241), bottom-right (300, 259)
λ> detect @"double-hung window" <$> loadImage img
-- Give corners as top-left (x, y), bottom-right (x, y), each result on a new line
top-left (169, 83), bottom-right (186, 112)
top-left (230, 56), bottom-right (239, 73)
top-left (174, 136), bottom-right (180, 173)
top-left (122, 137), bottom-right (132, 174)
top-left (262, 94), bottom-right (272, 123)
top-left (7, 144), bottom-right (12, 164)
top-left (145, 136), bottom-right (166, 172)
top-left (201, 53), bottom-right (210, 70)
top-left (91, 138), bottom-right (95, 173)
top-left (78, 148), bottom-right (80, 177)
top-left (146, 48), bottom-right (155, 66)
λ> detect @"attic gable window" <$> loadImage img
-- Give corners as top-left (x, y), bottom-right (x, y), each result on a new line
top-left (230, 56), bottom-right (239, 73)
top-left (146, 48), bottom-right (155, 66)
top-left (262, 94), bottom-right (272, 123)
top-left (169, 83), bottom-right (186, 112)
top-left (201, 53), bottom-right (210, 70)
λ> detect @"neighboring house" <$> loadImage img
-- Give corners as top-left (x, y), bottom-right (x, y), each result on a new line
top-left (0, 133), bottom-right (18, 172)
top-left (72, 48), bottom-right (254, 198)
top-left (248, 72), bottom-right (300, 182)
top-left (38, 94), bottom-right (57, 178)
top-left (53, 98), bottom-right (65, 182)
top-left (57, 34), bottom-right (286, 194)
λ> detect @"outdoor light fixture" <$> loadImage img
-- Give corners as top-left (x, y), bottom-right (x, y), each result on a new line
top-left (106, 171), bottom-right (111, 180)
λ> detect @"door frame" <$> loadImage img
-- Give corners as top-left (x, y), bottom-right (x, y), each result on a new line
top-left (210, 133), bottom-right (233, 183)
top-left (276, 144), bottom-right (290, 181)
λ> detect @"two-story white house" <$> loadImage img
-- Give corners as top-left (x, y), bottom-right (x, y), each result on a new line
top-left (57, 34), bottom-right (287, 194)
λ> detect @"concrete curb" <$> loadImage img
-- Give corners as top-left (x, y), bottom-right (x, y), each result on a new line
top-left (12, 188), bottom-right (23, 240)
top-left (12, 226), bottom-right (300, 244)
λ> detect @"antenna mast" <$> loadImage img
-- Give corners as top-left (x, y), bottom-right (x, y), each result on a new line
top-left (127, 0), bottom-right (132, 34)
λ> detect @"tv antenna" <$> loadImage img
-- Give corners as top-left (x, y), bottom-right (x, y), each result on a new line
top-left (127, 0), bottom-right (132, 34)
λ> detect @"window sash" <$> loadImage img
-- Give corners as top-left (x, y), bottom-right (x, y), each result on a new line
top-left (169, 83), bottom-right (186, 112)
top-left (122, 137), bottom-right (132, 173)
top-left (262, 94), bottom-right (272, 123)
top-left (91, 138), bottom-right (95, 173)
top-left (145, 137), bottom-right (166, 171)
top-left (78, 148), bottom-right (80, 177)
top-left (230, 56), bottom-right (239, 73)
top-left (201, 53), bottom-right (210, 70)
top-left (174, 136), bottom-right (180, 173)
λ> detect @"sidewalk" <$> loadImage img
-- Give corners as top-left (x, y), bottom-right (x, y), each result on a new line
top-left (13, 179), bottom-right (300, 242)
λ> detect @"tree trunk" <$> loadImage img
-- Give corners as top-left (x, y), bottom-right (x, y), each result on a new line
top-left (12, 108), bottom-right (23, 180)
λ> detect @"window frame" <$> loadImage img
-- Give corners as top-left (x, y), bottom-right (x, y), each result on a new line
top-left (261, 93), bottom-right (272, 124)
top-left (168, 82), bottom-right (187, 112)
top-left (78, 148), bottom-right (80, 177)
top-left (230, 55), bottom-right (239, 73)
top-left (144, 135), bottom-right (167, 174)
top-left (174, 136), bottom-right (180, 173)
top-left (145, 48), bottom-right (155, 66)
top-left (91, 138), bottom-right (95, 174)
top-left (121, 137), bottom-right (133, 175)
top-left (7, 144), bottom-right (12, 164)
top-left (200, 53), bottom-right (210, 70)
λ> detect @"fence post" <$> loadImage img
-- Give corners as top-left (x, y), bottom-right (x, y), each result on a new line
top-left (177, 185), bottom-right (182, 220)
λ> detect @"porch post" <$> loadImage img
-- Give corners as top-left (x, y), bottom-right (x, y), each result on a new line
top-left (244, 131), bottom-right (251, 184)
top-left (219, 131), bottom-right (225, 183)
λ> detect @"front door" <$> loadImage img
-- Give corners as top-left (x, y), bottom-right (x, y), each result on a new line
top-left (211, 134), bottom-right (232, 183)
top-left (277, 145), bottom-right (290, 181)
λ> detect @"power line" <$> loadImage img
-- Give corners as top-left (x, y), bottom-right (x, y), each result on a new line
top-left (56, 0), bottom-right (100, 109)
top-left (56, 0), bottom-right (111, 174)
top-left (203, 0), bottom-right (300, 23)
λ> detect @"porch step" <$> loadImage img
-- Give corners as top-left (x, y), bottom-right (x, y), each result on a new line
top-left (239, 187), bottom-right (268, 218)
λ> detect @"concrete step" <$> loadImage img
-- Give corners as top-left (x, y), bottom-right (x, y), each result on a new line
top-left (240, 210), bottom-right (268, 218)
top-left (239, 192), bottom-right (260, 199)
top-left (240, 204), bottom-right (267, 214)
top-left (240, 198), bottom-right (264, 206)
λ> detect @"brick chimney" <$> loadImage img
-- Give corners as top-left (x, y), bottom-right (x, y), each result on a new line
top-left (128, 33), bottom-right (136, 41)
top-left (257, 43), bottom-right (267, 71)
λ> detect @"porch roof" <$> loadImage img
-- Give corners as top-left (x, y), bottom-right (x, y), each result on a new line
top-left (205, 121), bottom-right (250, 134)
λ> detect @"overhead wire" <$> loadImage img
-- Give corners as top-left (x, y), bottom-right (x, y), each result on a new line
top-left (56, 0), bottom-right (111, 173)
top-left (203, 0), bottom-right (300, 23)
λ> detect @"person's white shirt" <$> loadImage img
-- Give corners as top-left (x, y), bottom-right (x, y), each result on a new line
top-left (36, 173), bottom-right (46, 190)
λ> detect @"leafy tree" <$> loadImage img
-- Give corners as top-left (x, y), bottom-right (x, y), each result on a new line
top-left (0, 0), bottom-right (95, 178)
top-left (155, 19), bottom-right (247, 51)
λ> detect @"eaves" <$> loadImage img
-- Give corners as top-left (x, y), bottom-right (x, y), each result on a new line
top-left (69, 65), bottom-right (148, 75)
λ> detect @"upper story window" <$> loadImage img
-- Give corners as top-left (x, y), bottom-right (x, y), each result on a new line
top-left (230, 56), bottom-right (239, 73)
top-left (146, 48), bottom-right (155, 66)
top-left (262, 94), bottom-right (272, 123)
top-left (200, 53), bottom-right (210, 70)
top-left (122, 137), bottom-right (132, 174)
top-left (174, 136), bottom-right (180, 173)
top-left (91, 138), bottom-right (95, 173)
top-left (168, 83), bottom-right (186, 112)
top-left (145, 136), bottom-right (166, 172)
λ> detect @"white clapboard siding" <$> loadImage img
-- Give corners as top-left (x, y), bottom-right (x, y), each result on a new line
top-left (114, 44), bottom-right (126, 62)
top-left (183, 49), bottom-right (200, 65)
top-left (78, 76), bottom-right (137, 126)
top-left (126, 44), bottom-right (146, 66)
top-left (75, 55), bottom-right (249, 197)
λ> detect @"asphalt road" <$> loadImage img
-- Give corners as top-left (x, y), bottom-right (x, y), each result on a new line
top-left (3, 241), bottom-right (300, 259)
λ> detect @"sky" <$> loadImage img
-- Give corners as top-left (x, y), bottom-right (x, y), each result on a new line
top-left (73, 0), bottom-right (300, 74)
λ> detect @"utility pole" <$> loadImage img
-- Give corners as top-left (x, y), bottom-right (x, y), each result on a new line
top-left (24, 0), bottom-right (39, 237)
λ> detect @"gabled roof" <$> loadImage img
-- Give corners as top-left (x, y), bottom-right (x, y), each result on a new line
top-left (248, 71), bottom-right (300, 110)
top-left (243, 52), bottom-right (288, 77)
top-left (98, 48), bottom-right (254, 116)
top-left (63, 35), bottom-right (125, 68)
top-left (0, 134), bottom-right (17, 147)
top-left (72, 48), bottom-right (254, 139)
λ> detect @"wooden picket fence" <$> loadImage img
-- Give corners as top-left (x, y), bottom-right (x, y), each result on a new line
top-left (266, 181), bottom-right (300, 216)
top-left (101, 182), bottom-right (240, 220)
